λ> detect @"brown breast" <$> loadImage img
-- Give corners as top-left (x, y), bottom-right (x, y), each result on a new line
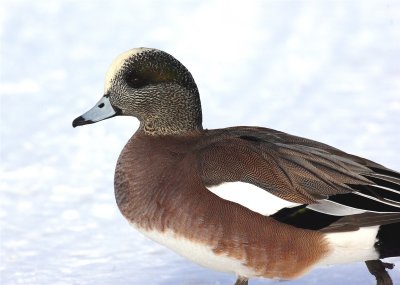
top-left (114, 131), bottom-right (330, 279)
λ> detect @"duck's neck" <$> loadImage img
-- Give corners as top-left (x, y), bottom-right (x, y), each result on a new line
top-left (141, 117), bottom-right (203, 135)
top-left (138, 86), bottom-right (203, 136)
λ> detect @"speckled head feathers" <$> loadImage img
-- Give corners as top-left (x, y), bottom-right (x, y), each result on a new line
top-left (73, 48), bottom-right (203, 133)
top-left (104, 48), bottom-right (203, 135)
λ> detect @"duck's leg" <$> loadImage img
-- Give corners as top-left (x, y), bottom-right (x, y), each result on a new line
top-left (234, 276), bottom-right (248, 285)
top-left (365, 259), bottom-right (394, 285)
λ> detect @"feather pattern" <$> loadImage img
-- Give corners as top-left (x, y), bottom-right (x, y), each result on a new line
top-left (198, 126), bottom-right (400, 217)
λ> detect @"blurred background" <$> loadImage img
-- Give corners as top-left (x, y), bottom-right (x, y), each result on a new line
top-left (1, 0), bottom-right (399, 284)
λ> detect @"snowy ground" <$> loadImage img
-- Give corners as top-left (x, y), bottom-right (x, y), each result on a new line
top-left (1, 0), bottom-right (400, 284)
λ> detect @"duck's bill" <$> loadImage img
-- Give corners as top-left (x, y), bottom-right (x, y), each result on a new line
top-left (72, 95), bottom-right (120, 128)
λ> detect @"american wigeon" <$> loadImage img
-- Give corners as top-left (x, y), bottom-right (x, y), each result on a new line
top-left (73, 48), bottom-right (400, 285)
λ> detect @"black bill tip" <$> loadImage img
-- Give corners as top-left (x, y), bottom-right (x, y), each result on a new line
top-left (72, 116), bottom-right (94, 128)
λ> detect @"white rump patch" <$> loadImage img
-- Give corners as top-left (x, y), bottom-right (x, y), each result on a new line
top-left (207, 182), bottom-right (300, 216)
top-left (131, 225), bottom-right (258, 278)
top-left (321, 226), bottom-right (379, 265)
top-left (104, 47), bottom-right (153, 92)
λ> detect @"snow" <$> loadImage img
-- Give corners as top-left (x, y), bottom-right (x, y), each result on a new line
top-left (1, 0), bottom-right (399, 284)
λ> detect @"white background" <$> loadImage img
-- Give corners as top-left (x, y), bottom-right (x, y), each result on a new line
top-left (1, 0), bottom-right (399, 284)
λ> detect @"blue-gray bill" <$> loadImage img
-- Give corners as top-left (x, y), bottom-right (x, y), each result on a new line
top-left (72, 95), bottom-right (119, 127)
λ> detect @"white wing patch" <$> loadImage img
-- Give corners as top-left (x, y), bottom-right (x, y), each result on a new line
top-left (207, 182), bottom-right (300, 216)
top-left (207, 182), bottom-right (374, 217)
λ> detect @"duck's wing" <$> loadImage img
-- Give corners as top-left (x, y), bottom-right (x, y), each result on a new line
top-left (197, 126), bottom-right (400, 216)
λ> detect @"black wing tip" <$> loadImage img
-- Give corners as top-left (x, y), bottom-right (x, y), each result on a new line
top-left (369, 166), bottom-right (400, 180)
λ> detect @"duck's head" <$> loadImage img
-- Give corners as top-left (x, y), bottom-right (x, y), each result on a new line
top-left (72, 48), bottom-right (203, 135)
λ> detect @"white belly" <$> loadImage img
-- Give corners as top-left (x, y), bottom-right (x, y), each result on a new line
top-left (130, 224), bottom-right (259, 278)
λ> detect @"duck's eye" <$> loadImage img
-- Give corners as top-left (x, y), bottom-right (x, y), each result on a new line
top-left (125, 75), bottom-right (148, 88)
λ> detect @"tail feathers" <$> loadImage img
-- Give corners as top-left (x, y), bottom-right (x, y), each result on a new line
top-left (375, 222), bottom-right (400, 259)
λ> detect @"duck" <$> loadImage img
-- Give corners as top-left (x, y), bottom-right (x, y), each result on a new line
top-left (73, 47), bottom-right (400, 285)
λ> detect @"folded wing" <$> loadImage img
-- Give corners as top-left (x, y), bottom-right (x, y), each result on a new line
top-left (197, 127), bottom-right (400, 218)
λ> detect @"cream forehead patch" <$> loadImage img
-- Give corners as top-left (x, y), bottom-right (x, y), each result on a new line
top-left (104, 47), bottom-right (153, 92)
